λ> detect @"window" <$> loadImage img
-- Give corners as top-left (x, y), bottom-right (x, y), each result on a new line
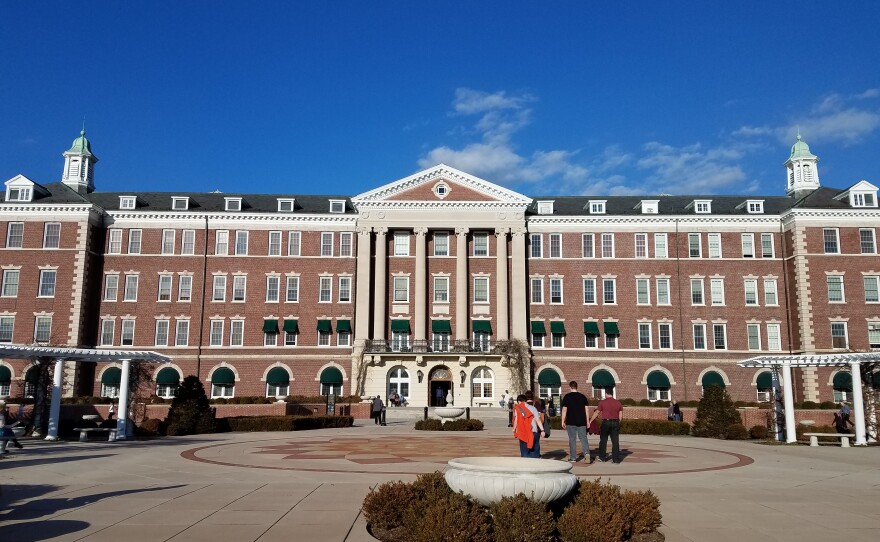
top-left (531, 278), bottom-right (543, 304)
top-left (472, 367), bottom-right (494, 399)
top-left (321, 232), bottom-right (333, 256)
top-left (339, 276), bottom-right (351, 302)
top-left (605, 329), bottom-right (617, 349)
top-left (175, 320), bottom-right (189, 346)
top-left (710, 278), bottom-right (725, 306)
top-left (178, 275), bottom-right (192, 302)
top-left (157, 274), bottom-right (173, 301)
top-left (235, 231), bottom-right (248, 255)
top-left (107, 229), bottom-right (123, 254)
top-left (550, 278), bottom-right (563, 304)
top-left (690, 278), bottom-right (704, 305)
top-left (434, 276), bottom-right (449, 302)
top-left (6, 186), bottom-right (31, 202)
top-left (212, 382), bottom-right (235, 399)
top-left (268, 231), bottom-right (282, 256)
top-left (861, 229), bottom-right (876, 254)
top-left (42, 223), bottom-right (60, 249)
top-left (688, 233), bottom-right (701, 257)
top-left (103, 274), bottom-right (118, 301)
top-left (648, 387), bottom-right (671, 402)
top-left (474, 277), bottom-right (489, 303)
top-left (181, 230), bottom-right (196, 255)
top-left (747, 324), bottom-right (761, 351)
top-left (329, 200), bottom-right (345, 213)
top-left (277, 198), bottom-right (295, 212)
top-left (827, 275), bottom-right (845, 303)
top-left (764, 279), bottom-right (778, 306)
top-left (266, 276), bottom-right (280, 302)
top-left (155, 320), bottom-right (169, 346)
top-left (284, 324), bottom-right (298, 346)
top-left (338, 326), bottom-right (351, 346)
top-left (6, 223), bottom-right (24, 248)
top-left (582, 234), bottom-right (595, 258)
top-left (865, 276), bottom-right (880, 303)
top-left (34, 316), bottom-right (51, 343)
top-left (172, 197), bottom-right (188, 210)
top-left (473, 232), bottom-right (489, 256)
top-left (38, 270), bottom-right (56, 297)
top-left (433, 329), bottom-right (451, 352)
top-left (529, 233), bottom-right (544, 258)
top-left (212, 276), bottom-right (226, 301)
top-left (1, 270), bottom-right (19, 297)
top-left (601, 233), bottom-right (614, 258)
top-left (851, 192), bottom-right (876, 207)
top-left (585, 325), bottom-right (598, 348)
top-left (747, 201), bottom-right (764, 214)
top-left (708, 233), bottom-right (722, 258)
top-left (761, 233), bottom-right (775, 258)
top-left (693, 324), bottom-right (706, 350)
top-left (823, 228), bottom-right (839, 254)
top-left (215, 230), bottom-right (229, 255)
top-left (638, 323), bottom-right (652, 349)
top-left (286, 276), bottom-right (299, 302)
top-left (264, 328), bottom-right (278, 346)
top-left (339, 232), bottom-right (353, 257)
top-left (767, 324), bottom-right (781, 351)
top-left (831, 322), bottom-right (848, 349)
top-left (288, 231), bottom-right (301, 256)
top-left (583, 278), bottom-right (596, 304)
top-left (232, 275), bottom-right (247, 302)
top-left (658, 323), bottom-right (672, 349)
top-left (320, 276), bottom-right (333, 302)
top-left (225, 198), bottom-right (242, 212)
top-left (549, 233), bottom-right (562, 258)
top-left (532, 330), bottom-right (544, 348)
top-left (869, 323), bottom-right (880, 349)
top-left (434, 232), bottom-right (448, 256)
top-left (602, 278), bottom-right (616, 304)
top-left (713, 324), bottom-right (727, 350)
top-left (656, 278), bottom-right (670, 305)
top-left (393, 276), bottom-right (408, 303)
top-left (230, 320), bottom-right (244, 346)
top-left (744, 279), bottom-right (758, 306)
top-left (550, 327), bottom-right (564, 348)
top-left (394, 232), bottom-right (409, 256)
top-left (121, 319), bottom-right (135, 346)
top-left (128, 229), bottom-right (142, 254)
top-left (589, 201), bottom-right (606, 214)
top-left (694, 200), bottom-right (711, 213)
top-left (100, 320), bottom-right (115, 346)
top-left (391, 329), bottom-right (410, 352)
top-left (634, 233), bottom-right (648, 258)
top-left (161, 229), bottom-right (175, 255)
top-left (636, 278), bottom-right (650, 305)
top-left (654, 233), bottom-right (668, 259)
top-left (741, 234), bottom-right (755, 258)
top-left (124, 274), bottom-right (139, 301)
top-left (537, 200), bottom-right (553, 214)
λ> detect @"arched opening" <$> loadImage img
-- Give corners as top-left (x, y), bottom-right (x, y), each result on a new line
top-left (832, 371), bottom-right (852, 402)
top-left (0, 365), bottom-right (11, 397)
top-left (101, 367), bottom-right (122, 398)
top-left (320, 367), bottom-right (344, 396)
top-left (24, 366), bottom-right (40, 398)
top-left (756, 371), bottom-right (772, 402)
top-left (471, 366), bottom-right (494, 404)
top-left (646, 370), bottom-right (671, 402)
top-left (387, 366), bottom-right (410, 405)
top-left (701, 371), bottom-right (725, 396)
top-left (210, 367), bottom-right (236, 398)
top-left (591, 369), bottom-right (616, 399)
top-left (265, 367), bottom-right (290, 398)
top-left (428, 365), bottom-right (452, 406)
top-left (537, 368), bottom-right (561, 403)
top-left (155, 367), bottom-right (181, 399)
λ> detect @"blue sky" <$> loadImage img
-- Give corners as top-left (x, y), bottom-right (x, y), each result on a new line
top-left (2, 2), bottom-right (879, 198)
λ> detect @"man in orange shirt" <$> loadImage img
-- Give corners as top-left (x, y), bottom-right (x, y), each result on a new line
top-left (589, 394), bottom-right (623, 464)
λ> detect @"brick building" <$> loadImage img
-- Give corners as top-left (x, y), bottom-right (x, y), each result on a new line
top-left (1, 131), bottom-right (878, 407)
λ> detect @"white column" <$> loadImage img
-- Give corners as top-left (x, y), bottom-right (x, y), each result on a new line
top-left (116, 359), bottom-right (132, 441)
top-left (355, 228), bottom-right (372, 341)
top-left (45, 358), bottom-right (65, 441)
top-left (372, 228), bottom-right (387, 341)
top-left (414, 227), bottom-right (428, 341)
top-left (455, 227), bottom-right (469, 342)
top-left (782, 364), bottom-right (797, 443)
top-left (510, 228), bottom-right (527, 340)
top-left (495, 228), bottom-right (509, 340)
top-left (850, 362), bottom-right (867, 445)
top-left (771, 367), bottom-right (784, 441)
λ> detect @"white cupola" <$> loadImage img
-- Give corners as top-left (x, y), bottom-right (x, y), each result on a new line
top-left (61, 129), bottom-right (98, 194)
top-left (784, 133), bottom-right (820, 197)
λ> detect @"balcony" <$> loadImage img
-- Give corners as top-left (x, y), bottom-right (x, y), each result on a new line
top-left (364, 339), bottom-right (496, 355)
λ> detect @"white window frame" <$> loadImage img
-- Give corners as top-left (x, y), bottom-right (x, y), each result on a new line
top-left (215, 230), bottom-right (229, 255)
top-left (120, 319), bottom-right (135, 347)
top-left (823, 228), bottom-right (840, 254)
top-left (713, 324), bottom-right (727, 350)
top-left (1, 270), bottom-right (20, 298)
top-left (34, 315), bottom-right (52, 343)
top-left (434, 232), bottom-right (449, 256)
top-left (175, 320), bottom-right (190, 346)
top-left (393, 276), bottom-right (409, 303)
top-left (119, 196), bottom-right (136, 210)
top-left (268, 231), bottom-right (282, 256)
top-left (473, 277), bottom-right (489, 303)
top-left (744, 279), bottom-right (759, 306)
top-left (321, 232), bottom-right (334, 257)
top-left (157, 274), bottom-right (173, 301)
top-left (288, 231), bottom-right (301, 256)
top-left (100, 320), bottom-right (115, 346)
top-left (286, 276), bottom-right (299, 302)
top-left (654, 233), bottom-right (668, 259)
top-left (329, 200), bottom-right (345, 213)
top-left (103, 274), bottom-right (118, 301)
top-left (212, 275), bottom-right (226, 302)
top-left (865, 276), bottom-right (880, 303)
top-left (747, 323), bottom-right (761, 351)
top-left (124, 274), bottom-right (139, 301)
top-left (583, 278), bottom-right (596, 304)
top-left (693, 324), bottom-right (707, 350)
top-left (741, 233), bottom-right (755, 258)
top-left (155, 319), bottom-right (170, 347)
top-left (530, 278), bottom-right (543, 304)
top-left (589, 200), bottom-right (606, 214)
top-left (339, 232), bottom-right (353, 257)
top-left (232, 275), bottom-right (247, 302)
top-left (831, 321), bottom-right (848, 350)
top-left (234, 231), bottom-right (249, 255)
top-left (225, 198), bottom-right (242, 212)
top-left (860, 229), bottom-right (877, 254)
top-left (710, 278), bottom-right (725, 306)
top-left (764, 279), bottom-right (779, 306)
top-left (6, 223), bottom-right (24, 248)
top-left (656, 278), bottom-right (670, 305)
top-left (638, 323), bottom-right (652, 349)
top-left (688, 233), bottom-right (702, 258)
top-left (266, 276), bottom-right (280, 303)
top-left (277, 198), bottom-right (295, 212)
top-left (658, 323), bottom-right (672, 350)
top-left (634, 233), bottom-right (648, 259)
top-left (690, 278), bottom-right (704, 305)
top-left (230, 320), bottom-right (245, 347)
top-left (694, 200), bottom-right (711, 214)
top-left (128, 229), bottom-right (142, 254)
top-left (394, 231), bottom-right (409, 256)
top-left (549, 233), bottom-right (562, 258)
top-left (827, 275), bottom-right (845, 303)
top-left (602, 278), bottom-right (616, 305)
top-left (767, 323), bottom-right (781, 351)
top-left (339, 276), bottom-right (352, 302)
top-left (38, 270), bottom-right (57, 298)
top-left (181, 229), bottom-right (196, 255)
top-left (43, 223), bottom-right (60, 249)
top-left (636, 278), bottom-right (650, 305)
top-left (761, 233), bottom-right (775, 258)
top-left (178, 275), bottom-right (193, 302)
top-left (172, 197), bottom-right (189, 211)
top-left (747, 201), bottom-right (764, 214)
top-left (434, 276), bottom-right (449, 302)
top-left (601, 233), bottom-right (614, 258)
top-left (708, 233), bottom-right (722, 258)
top-left (582, 233), bottom-right (595, 258)
top-left (550, 278), bottom-right (563, 304)
top-left (530, 234), bottom-right (543, 258)
top-left (319, 276), bottom-right (333, 303)
top-left (337, 328), bottom-right (351, 347)
top-left (473, 232), bottom-right (489, 256)
top-left (161, 229), bottom-right (176, 255)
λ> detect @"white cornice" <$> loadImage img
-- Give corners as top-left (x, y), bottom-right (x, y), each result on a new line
top-left (527, 215), bottom-right (783, 226)
top-left (105, 211), bottom-right (357, 225)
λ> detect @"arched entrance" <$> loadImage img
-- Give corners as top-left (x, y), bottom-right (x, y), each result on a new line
top-left (429, 365), bottom-right (452, 406)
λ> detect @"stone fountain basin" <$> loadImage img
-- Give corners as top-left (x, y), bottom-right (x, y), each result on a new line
top-left (434, 407), bottom-right (466, 419)
top-left (445, 457), bottom-right (577, 506)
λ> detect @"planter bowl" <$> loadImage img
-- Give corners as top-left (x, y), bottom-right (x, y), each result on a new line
top-left (11, 427), bottom-right (25, 438)
top-left (434, 407), bottom-right (466, 420)
top-left (82, 415), bottom-right (99, 421)
top-left (445, 456), bottom-right (577, 506)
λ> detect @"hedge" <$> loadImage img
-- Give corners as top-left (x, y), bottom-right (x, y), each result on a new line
top-left (218, 415), bottom-right (353, 432)
top-left (549, 416), bottom-right (690, 436)
top-left (415, 418), bottom-right (484, 431)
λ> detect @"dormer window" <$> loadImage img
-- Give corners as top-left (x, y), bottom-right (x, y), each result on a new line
top-left (119, 196), bottom-right (137, 210)
top-left (833, 181), bottom-right (879, 208)
top-left (329, 200), bottom-right (346, 213)
top-left (225, 198), bottom-right (242, 212)
top-left (4, 176), bottom-right (41, 203)
top-left (172, 197), bottom-right (189, 211)
top-left (277, 199), bottom-right (295, 212)
top-left (537, 201), bottom-right (554, 215)
top-left (588, 200), bottom-right (606, 214)
top-left (638, 200), bottom-right (659, 214)
top-left (691, 200), bottom-right (712, 214)
top-left (746, 200), bottom-right (764, 214)
top-left (6, 187), bottom-right (32, 202)
top-left (433, 182), bottom-right (450, 199)
top-left (852, 193), bottom-right (876, 207)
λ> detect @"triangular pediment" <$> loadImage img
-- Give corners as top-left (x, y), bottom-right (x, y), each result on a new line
top-left (351, 164), bottom-right (532, 208)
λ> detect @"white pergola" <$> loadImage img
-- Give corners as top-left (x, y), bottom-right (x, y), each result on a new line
top-left (0, 344), bottom-right (170, 441)
top-left (739, 353), bottom-right (879, 445)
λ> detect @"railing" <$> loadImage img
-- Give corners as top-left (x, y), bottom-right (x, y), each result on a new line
top-left (364, 339), bottom-right (497, 354)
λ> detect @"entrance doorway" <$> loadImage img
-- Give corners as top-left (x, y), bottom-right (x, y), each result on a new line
top-left (429, 366), bottom-right (452, 406)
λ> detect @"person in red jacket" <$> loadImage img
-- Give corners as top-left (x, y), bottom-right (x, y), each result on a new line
top-left (589, 394), bottom-right (623, 463)
top-left (513, 394), bottom-right (546, 458)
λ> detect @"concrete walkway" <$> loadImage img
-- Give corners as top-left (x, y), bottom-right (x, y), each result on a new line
top-left (1, 412), bottom-right (878, 542)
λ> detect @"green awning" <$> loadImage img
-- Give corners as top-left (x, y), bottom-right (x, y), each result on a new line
top-left (646, 370), bottom-right (670, 388)
top-left (283, 319), bottom-right (299, 333)
top-left (391, 320), bottom-right (410, 333)
top-left (603, 321), bottom-right (620, 335)
top-left (583, 321), bottom-right (600, 335)
top-left (263, 319), bottom-right (278, 333)
top-left (592, 369), bottom-right (615, 388)
top-left (833, 371), bottom-right (852, 391)
top-left (702, 371), bottom-right (725, 389)
top-left (0, 366), bottom-right (11, 382)
top-left (211, 367), bottom-right (235, 385)
top-left (472, 320), bottom-right (492, 333)
top-left (538, 369), bottom-right (561, 386)
top-left (101, 367), bottom-right (121, 385)
top-left (550, 321), bottom-right (566, 334)
top-left (155, 367), bottom-right (180, 385)
top-left (25, 366), bottom-right (40, 383)
top-left (320, 367), bottom-right (343, 384)
top-left (336, 320), bottom-right (352, 333)
top-left (266, 367), bottom-right (290, 386)
top-left (756, 371), bottom-right (773, 389)
top-left (432, 319), bottom-right (452, 333)
top-left (531, 321), bottom-right (546, 334)
top-left (317, 319), bottom-right (333, 333)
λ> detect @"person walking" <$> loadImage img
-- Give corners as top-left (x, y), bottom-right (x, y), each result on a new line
top-left (512, 394), bottom-right (546, 458)
top-left (560, 381), bottom-right (590, 463)
top-left (839, 402), bottom-right (853, 431)
top-left (589, 393), bottom-right (623, 463)
top-left (371, 395), bottom-right (384, 425)
top-left (499, 390), bottom-right (508, 408)
top-left (0, 401), bottom-right (24, 455)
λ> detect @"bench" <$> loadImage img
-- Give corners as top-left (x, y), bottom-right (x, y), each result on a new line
top-left (473, 401), bottom-right (495, 408)
top-left (803, 432), bottom-right (855, 447)
top-left (73, 427), bottom-right (118, 442)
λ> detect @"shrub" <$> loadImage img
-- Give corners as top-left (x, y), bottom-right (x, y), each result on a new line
top-left (622, 489), bottom-right (663, 536)
top-left (692, 384), bottom-right (742, 439)
top-left (404, 490), bottom-right (492, 542)
top-left (726, 423), bottom-right (749, 440)
top-left (800, 401), bottom-right (819, 410)
top-left (637, 399), bottom-right (654, 407)
top-left (286, 394), bottom-right (362, 404)
top-left (414, 418), bottom-right (483, 431)
top-left (620, 398), bottom-right (638, 406)
top-left (135, 418), bottom-right (163, 436)
top-left (222, 415), bottom-right (353, 432)
top-left (620, 419), bottom-right (690, 436)
top-left (415, 418), bottom-right (444, 431)
top-left (557, 479), bottom-right (629, 542)
top-left (819, 401), bottom-right (837, 410)
top-left (749, 424), bottom-right (769, 439)
top-left (362, 480), bottom-right (417, 534)
top-left (490, 494), bottom-right (556, 542)
top-left (165, 375), bottom-right (217, 436)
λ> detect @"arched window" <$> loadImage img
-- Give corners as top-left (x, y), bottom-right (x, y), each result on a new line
top-left (591, 369), bottom-right (616, 399)
top-left (210, 367), bottom-right (236, 398)
top-left (320, 367), bottom-right (343, 396)
top-left (756, 371), bottom-right (772, 402)
top-left (472, 367), bottom-right (494, 400)
top-left (646, 370), bottom-right (671, 402)
top-left (0, 365), bottom-right (11, 397)
top-left (537, 369), bottom-right (561, 401)
top-left (101, 367), bottom-right (122, 398)
top-left (24, 366), bottom-right (40, 398)
top-left (388, 367), bottom-right (410, 402)
top-left (265, 367), bottom-right (290, 398)
top-left (701, 371), bottom-right (725, 396)
top-left (155, 367), bottom-right (181, 399)
top-left (832, 371), bottom-right (852, 402)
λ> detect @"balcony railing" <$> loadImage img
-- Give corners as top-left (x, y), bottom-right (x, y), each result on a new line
top-left (364, 339), bottom-right (496, 354)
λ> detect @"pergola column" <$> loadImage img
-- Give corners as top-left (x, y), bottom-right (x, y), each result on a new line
top-left (771, 367), bottom-right (784, 441)
top-left (782, 364), bottom-right (797, 443)
top-left (116, 359), bottom-right (132, 441)
top-left (850, 361), bottom-right (867, 445)
top-left (372, 228), bottom-right (388, 341)
top-left (414, 227), bottom-right (428, 341)
top-left (45, 357), bottom-right (65, 441)
top-left (455, 227), bottom-right (469, 341)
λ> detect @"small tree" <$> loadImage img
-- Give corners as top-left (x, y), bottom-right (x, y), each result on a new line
top-left (692, 384), bottom-right (742, 439)
top-left (165, 375), bottom-right (216, 435)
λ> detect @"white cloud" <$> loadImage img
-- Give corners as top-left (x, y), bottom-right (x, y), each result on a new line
top-left (452, 88), bottom-right (534, 115)
top-left (853, 88), bottom-right (879, 100)
top-left (636, 142), bottom-right (748, 194)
